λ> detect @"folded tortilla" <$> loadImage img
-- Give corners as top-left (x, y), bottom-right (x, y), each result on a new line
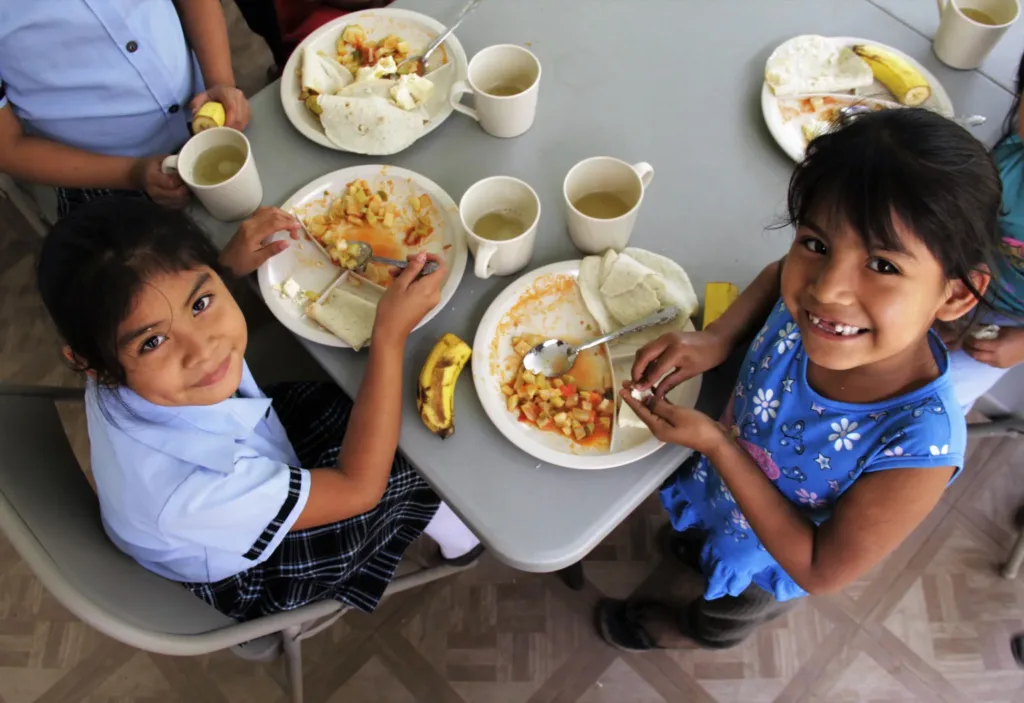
top-left (578, 255), bottom-right (615, 334)
top-left (623, 248), bottom-right (699, 319)
top-left (765, 35), bottom-right (874, 97)
top-left (317, 92), bottom-right (427, 155)
top-left (301, 48), bottom-right (353, 97)
top-left (306, 285), bottom-right (376, 350)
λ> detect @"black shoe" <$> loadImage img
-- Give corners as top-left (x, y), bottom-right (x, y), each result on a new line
top-left (657, 524), bottom-right (704, 572)
top-left (595, 599), bottom-right (661, 652)
top-left (442, 543), bottom-right (485, 567)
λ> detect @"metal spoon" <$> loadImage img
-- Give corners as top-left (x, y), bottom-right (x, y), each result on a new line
top-left (523, 307), bottom-right (681, 377)
top-left (348, 240), bottom-right (440, 276)
top-left (837, 103), bottom-right (985, 128)
top-left (396, 0), bottom-right (484, 73)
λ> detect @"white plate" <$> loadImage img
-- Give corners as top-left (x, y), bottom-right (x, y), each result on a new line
top-left (472, 261), bottom-right (702, 470)
top-left (280, 8), bottom-right (469, 152)
top-left (258, 164), bottom-right (467, 347)
top-left (761, 37), bottom-right (954, 162)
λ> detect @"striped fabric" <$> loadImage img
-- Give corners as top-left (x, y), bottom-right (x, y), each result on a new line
top-left (183, 382), bottom-right (440, 620)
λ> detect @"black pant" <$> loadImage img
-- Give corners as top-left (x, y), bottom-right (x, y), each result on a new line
top-left (234, 0), bottom-right (289, 67)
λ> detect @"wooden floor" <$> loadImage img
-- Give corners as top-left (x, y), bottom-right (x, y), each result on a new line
top-left (2, 4), bottom-right (1024, 700)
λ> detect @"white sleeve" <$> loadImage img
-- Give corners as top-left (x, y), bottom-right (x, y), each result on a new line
top-left (158, 456), bottom-right (311, 564)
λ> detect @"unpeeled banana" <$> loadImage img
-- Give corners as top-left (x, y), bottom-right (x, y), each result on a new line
top-left (417, 333), bottom-right (472, 439)
top-left (852, 45), bottom-right (931, 107)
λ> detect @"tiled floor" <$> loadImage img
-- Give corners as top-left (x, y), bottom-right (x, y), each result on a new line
top-left (2, 3), bottom-right (1024, 701)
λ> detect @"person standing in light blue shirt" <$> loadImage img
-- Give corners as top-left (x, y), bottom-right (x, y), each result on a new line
top-left (36, 197), bottom-right (482, 620)
top-left (0, 0), bottom-right (252, 216)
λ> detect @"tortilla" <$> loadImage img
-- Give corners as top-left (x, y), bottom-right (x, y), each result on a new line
top-left (765, 35), bottom-right (874, 97)
top-left (623, 248), bottom-right (699, 318)
top-left (317, 93), bottom-right (427, 155)
top-left (301, 48), bottom-right (353, 97)
top-left (306, 286), bottom-right (376, 350)
top-left (578, 255), bottom-right (615, 334)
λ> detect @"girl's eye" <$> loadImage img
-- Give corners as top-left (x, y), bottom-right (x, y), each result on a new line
top-left (192, 294), bottom-right (213, 315)
top-left (800, 236), bottom-right (827, 255)
top-left (140, 335), bottom-right (167, 354)
top-left (867, 258), bottom-right (900, 275)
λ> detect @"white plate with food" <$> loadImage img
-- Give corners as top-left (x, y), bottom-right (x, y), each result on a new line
top-left (258, 164), bottom-right (466, 348)
top-left (761, 35), bottom-right (954, 162)
top-left (280, 8), bottom-right (468, 153)
top-left (472, 252), bottom-right (703, 470)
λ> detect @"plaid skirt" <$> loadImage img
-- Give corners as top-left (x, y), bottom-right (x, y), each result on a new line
top-left (183, 382), bottom-right (440, 621)
top-left (56, 187), bottom-right (147, 218)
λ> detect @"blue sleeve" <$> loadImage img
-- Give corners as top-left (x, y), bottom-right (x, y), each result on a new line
top-left (865, 406), bottom-right (965, 482)
top-left (158, 456), bottom-right (311, 564)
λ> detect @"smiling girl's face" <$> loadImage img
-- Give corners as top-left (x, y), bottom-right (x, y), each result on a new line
top-left (111, 267), bottom-right (248, 406)
top-left (781, 212), bottom-right (983, 374)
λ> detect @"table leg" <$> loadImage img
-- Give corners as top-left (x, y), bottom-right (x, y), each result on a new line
top-left (557, 562), bottom-right (585, 590)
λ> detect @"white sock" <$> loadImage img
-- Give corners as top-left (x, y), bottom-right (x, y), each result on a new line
top-left (423, 501), bottom-right (480, 559)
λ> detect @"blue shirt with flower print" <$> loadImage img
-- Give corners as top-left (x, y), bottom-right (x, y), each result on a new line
top-left (660, 299), bottom-right (965, 602)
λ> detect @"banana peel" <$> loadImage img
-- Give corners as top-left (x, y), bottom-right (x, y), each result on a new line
top-left (417, 333), bottom-right (472, 439)
top-left (852, 45), bottom-right (931, 107)
top-left (192, 101), bottom-right (226, 133)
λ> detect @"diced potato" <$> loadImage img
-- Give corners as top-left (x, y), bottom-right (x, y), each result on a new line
top-left (552, 378), bottom-right (564, 389)
top-left (506, 395), bottom-right (519, 411)
top-left (572, 408), bottom-right (592, 423)
top-left (562, 375), bottom-right (576, 386)
top-left (536, 415), bottom-right (553, 430)
top-left (524, 384), bottom-right (537, 399)
top-left (366, 211), bottom-right (378, 225)
top-left (562, 426), bottom-right (572, 436)
top-left (501, 385), bottom-right (515, 397)
top-left (586, 422), bottom-right (596, 434)
top-left (565, 394), bottom-right (579, 409)
top-left (513, 377), bottom-right (525, 394)
top-left (521, 372), bottom-right (536, 384)
top-left (409, 195), bottom-right (422, 212)
top-left (537, 388), bottom-right (558, 401)
top-left (521, 402), bottom-right (539, 422)
top-left (382, 212), bottom-right (395, 228)
top-left (551, 396), bottom-right (565, 409)
top-left (346, 215), bottom-right (362, 225)
top-left (341, 24), bottom-right (366, 45)
top-left (553, 412), bottom-right (568, 428)
top-left (597, 399), bottom-right (614, 414)
top-left (581, 400), bottom-right (593, 412)
top-left (598, 416), bottom-right (611, 430)
top-left (536, 376), bottom-right (549, 390)
top-left (570, 419), bottom-right (582, 430)
top-left (574, 426), bottom-right (587, 440)
top-left (397, 41), bottom-right (409, 55)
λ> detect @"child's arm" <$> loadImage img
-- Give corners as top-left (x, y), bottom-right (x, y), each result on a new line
top-left (963, 327), bottom-right (1024, 369)
top-left (621, 394), bottom-right (952, 594)
top-left (633, 258), bottom-right (783, 397)
top-left (291, 253), bottom-right (444, 529)
top-left (0, 106), bottom-right (188, 206)
top-left (174, 0), bottom-right (251, 130)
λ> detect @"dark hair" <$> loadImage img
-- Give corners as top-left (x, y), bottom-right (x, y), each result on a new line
top-left (37, 197), bottom-right (231, 385)
top-left (1002, 48), bottom-right (1024, 143)
top-left (785, 108), bottom-right (1002, 306)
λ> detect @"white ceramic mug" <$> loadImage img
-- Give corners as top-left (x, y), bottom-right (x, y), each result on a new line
top-left (563, 157), bottom-right (654, 254)
top-left (161, 127), bottom-right (263, 221)
top-left (933, 0), bottom-right (1019, 69)
top-left (460, 176), bottom-right (540, 279)
top-left (449, 45), bottom-right (541, 138)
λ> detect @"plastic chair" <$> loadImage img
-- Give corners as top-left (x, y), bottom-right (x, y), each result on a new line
top-left (0, 385), bottom-right (473, 703)
top-left (966, 418), bottom-right (1024, 579)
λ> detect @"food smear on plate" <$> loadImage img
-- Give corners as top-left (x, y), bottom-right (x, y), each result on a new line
top-left (504, 334), bottom-right (614, 447)
top-left (302, 178), bottom-right (436, 287)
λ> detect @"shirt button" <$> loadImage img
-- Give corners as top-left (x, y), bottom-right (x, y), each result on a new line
top-left (168, 104), bottom-right (180, 114)
top-left (126, 40), bottom-right (138, 53)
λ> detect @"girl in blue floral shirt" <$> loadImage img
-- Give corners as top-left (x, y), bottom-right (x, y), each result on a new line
top-left (597, 109), bottom-right (1003, 651)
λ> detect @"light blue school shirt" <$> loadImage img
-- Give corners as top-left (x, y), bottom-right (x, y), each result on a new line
top-left (86, 362), bottom-right (311, 583)
top-left (0, 0), bottom-right (201, 158)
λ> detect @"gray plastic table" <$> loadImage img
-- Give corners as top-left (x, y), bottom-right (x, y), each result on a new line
top-left (195, 0), bottom-right (1016, 573)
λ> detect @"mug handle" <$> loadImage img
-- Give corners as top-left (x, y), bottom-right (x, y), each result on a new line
top-left (934, 0), bottom-right (946, 13)
top-left (161, 155), bottom-right (180, 175)
top-left (474, 242), bottom-right (497, 279)
top-left (449, 80), bottom-right (480, 122)
top-left (632, 162), bottom-right (654, 188)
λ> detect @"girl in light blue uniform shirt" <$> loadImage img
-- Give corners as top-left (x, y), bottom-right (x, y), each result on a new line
top-left (37, 198), bottom-right (481, 620)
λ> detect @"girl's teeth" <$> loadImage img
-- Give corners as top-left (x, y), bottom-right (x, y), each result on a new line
top-left (809, 313), bottom-right (862, 336)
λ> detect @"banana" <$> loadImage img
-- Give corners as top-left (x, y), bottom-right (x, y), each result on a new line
top-left (192, 101), bottom-right (226, 133)
top-left (417, 333), bottom-right (472, 439)
top-left (852, 45), bottom-right (931, 107)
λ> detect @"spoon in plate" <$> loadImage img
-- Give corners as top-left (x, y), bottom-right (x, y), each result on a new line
top-left (396, 0), bottom-right (484, 73)
top-left (523, 307), bottom-right (681, 377)
top-left (347, 240), bottom-right (440, 276)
